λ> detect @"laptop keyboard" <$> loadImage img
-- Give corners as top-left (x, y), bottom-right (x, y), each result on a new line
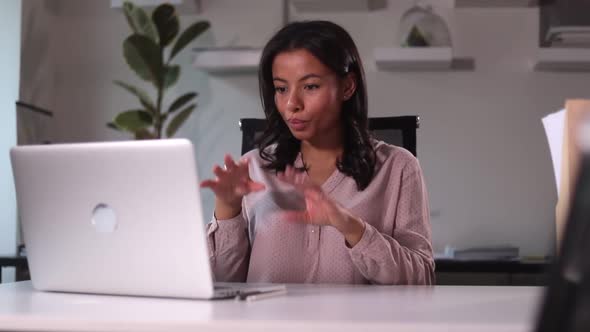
top-left (214, 285), bottom-right (241, 298)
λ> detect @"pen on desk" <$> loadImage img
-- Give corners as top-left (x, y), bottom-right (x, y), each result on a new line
top-left (245, 289), bottom-right (287, 302)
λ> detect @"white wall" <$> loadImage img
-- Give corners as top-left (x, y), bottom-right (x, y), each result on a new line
top-left (1, 0), bottom-right (21, 283)
top-left (20, 0), bottom-right (590, 257)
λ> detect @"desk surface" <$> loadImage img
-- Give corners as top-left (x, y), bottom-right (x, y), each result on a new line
top-left (0, 281), bottom-right (543, 332)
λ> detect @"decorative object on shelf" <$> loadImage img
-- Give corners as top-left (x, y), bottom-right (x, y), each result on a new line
top-left (539, 0), bottom-right (590, 47)
top-left (398, 2), bottom-right (452, 47)
top-left (109, 1), bottom-right (210, 139)
top-left (545, 26), bottom-right (590, 48)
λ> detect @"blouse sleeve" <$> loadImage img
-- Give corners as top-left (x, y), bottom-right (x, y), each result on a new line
top-left (206, 203), bottom-right (250, 282)
top-left (348, 157), bottom-right (435, 285)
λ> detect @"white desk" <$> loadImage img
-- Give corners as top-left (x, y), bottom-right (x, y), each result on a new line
top-left (0, 281), bottom-right (542, 332)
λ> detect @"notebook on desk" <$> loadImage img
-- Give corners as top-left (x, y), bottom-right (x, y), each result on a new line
top-left (10, 139), bottom-right (285, 299)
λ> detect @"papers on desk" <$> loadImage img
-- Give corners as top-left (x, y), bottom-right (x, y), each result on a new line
top-left (543, 101), bottom-right (590, 246)
top-left (542, 109), bottom-right (566, 196)
top-left (437, 245), bottom-right (519, 261)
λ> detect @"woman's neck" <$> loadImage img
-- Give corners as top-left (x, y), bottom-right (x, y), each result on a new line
top-left (300, 127), bottom-right (343, 170)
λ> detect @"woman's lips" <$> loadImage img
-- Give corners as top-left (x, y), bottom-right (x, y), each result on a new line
top-left (288, 119), bottom-right (308, 131)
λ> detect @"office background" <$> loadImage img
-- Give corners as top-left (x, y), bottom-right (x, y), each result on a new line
top-left (3, 0), bottom-right (590, 282)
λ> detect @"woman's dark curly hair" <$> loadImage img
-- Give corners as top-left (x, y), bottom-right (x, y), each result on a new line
top-left (256, 20), bottom-right (376, 191)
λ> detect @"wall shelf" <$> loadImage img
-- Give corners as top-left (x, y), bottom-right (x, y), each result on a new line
top-left (290, 0), bottom-right (386, 12)
top-left (111, 0), bottom-right (182, 7)
top-left (374, 47), bottom-right (474, 71)
top-left (534, 48), bottom-right (590, 72)
top-left (192, 48), bottom-right (261, 74)
top-left (111, 1), bottom-right (202, 14)
top-left (455, 0), bottom-right (537, 8)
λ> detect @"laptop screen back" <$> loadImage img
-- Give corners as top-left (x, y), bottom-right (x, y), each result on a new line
top-left (10, 139), bottom-right (216, 299)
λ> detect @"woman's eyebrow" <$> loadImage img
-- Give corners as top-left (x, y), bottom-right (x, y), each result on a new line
top-left (273, 74), bottom-right (323, 83)
top-left (298, 73), bottom-right (322, 81)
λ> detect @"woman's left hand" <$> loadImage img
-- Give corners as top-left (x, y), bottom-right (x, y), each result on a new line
top-left (277, 165), bottom-right (366, 246)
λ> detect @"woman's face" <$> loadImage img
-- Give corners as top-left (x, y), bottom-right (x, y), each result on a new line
top-left (272, 49), bottom-right (355, 142)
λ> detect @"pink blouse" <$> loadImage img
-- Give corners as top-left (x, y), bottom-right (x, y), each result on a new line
top-left (206, 141), bottom-right (434, 285)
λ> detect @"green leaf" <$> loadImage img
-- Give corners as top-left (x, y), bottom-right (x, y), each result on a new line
top-left (123, 2), bottom-right (159, 44)
top-left (123, 34), bottom-right (163, 86)
top-left (107, 122), bottom-right (122, 131)
top-left (163, 65), bottom-right (180, 90)
top-left (167, 92), bottom-right (197, 114)
top-left (122, 2), bottom-right (140, 33)
top-left (170, 21), bottom-right (210, 61)
top-left (114, 110), bottom-right (154, 132)
top-left (114, 80), bottom-right (156, 113)
top-left (405, 26), bottom-right (429, 47)
top-left (134, 128), bottom-right (156, 140)
top-left (166, 104), bottom-right (195, 137)
top-left (152, 4), bottom-right (179, 48)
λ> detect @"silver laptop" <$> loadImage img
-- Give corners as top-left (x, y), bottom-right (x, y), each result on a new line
top-left (10, 139), bottom-right (284, 299)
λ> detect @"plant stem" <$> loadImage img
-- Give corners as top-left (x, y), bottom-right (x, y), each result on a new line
top-left (156, 82), bottom-right (163, 138)
top-left (155, 46), bottom-right (165, 139)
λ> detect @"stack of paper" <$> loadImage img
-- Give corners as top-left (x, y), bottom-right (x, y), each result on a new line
top-left (442, 245), bottom-right (519, 261)
top-left (542, 109), bottom-right (566, 196)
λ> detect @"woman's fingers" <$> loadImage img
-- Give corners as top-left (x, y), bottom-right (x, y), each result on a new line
top-left (200, 179), bottom-right (218, 189)
top-left (248, 181), bottom-right (266, 192)
top-left (285, 165), bottom-right (295, 180)
top-left (201, 155), bottom-right (268, 205)
top-left (305, 188), bottom-right (340, 219)
top-left (200, 179), bottom-right (226, 198)
top-left (213, 165), bottom-right (227, 178)
top-left (277, 165), bottom-right (303, 186)
top-left (224, 154), bottom-right (238, 171)
top-left (294, 171), bottom-right (306, 186)
top-left (304, 187), bottom-right (323, 201)
top-left (234, 183), bottom-right (248, 196)
top-left (281, 210), bottom-right (312, 224)
top-left (287, 166), bottom-right (303, 181)
top-left (238, 157), bottom-right (249, 168)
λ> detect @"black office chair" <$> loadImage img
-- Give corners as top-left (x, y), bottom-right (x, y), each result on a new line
top-left (0, 245), bottom-right (29, 283)
top-left (239, 116), bottom-right (419, 156)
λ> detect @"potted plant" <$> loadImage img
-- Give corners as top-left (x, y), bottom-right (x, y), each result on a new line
top-left (109, 1), bottom-right (210, 139)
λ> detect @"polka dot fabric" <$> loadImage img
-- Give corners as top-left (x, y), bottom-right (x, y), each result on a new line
top-left (206, 141), bottom-right (435, 285)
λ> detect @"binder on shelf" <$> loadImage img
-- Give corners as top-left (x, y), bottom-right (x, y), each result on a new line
top-left (546, 26), bottom-right (590, 48)
top-left (440, 245), bottom-right (520, 261)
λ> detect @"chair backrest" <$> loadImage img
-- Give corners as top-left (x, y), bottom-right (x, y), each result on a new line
top-left (239, 116), bottom-right (419, 156)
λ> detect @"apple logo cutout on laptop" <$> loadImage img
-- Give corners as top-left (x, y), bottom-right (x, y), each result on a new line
top-left (91, 203), bottom-right (118, 233)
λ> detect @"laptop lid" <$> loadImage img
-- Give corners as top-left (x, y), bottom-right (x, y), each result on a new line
top-left (10, 139), bottom-right (216, 299)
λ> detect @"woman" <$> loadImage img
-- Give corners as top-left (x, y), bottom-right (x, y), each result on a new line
top-left (201, 20), bottom-right (434, 285)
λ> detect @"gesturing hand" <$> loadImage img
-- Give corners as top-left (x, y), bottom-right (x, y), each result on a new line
top-left (277, 165), bottom-right (365, 246)
top-left (200, 154), bottom-right (265, 207)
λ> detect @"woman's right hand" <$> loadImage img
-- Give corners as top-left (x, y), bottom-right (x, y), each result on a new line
top-left (200, 154), bottom-right (265, 218)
